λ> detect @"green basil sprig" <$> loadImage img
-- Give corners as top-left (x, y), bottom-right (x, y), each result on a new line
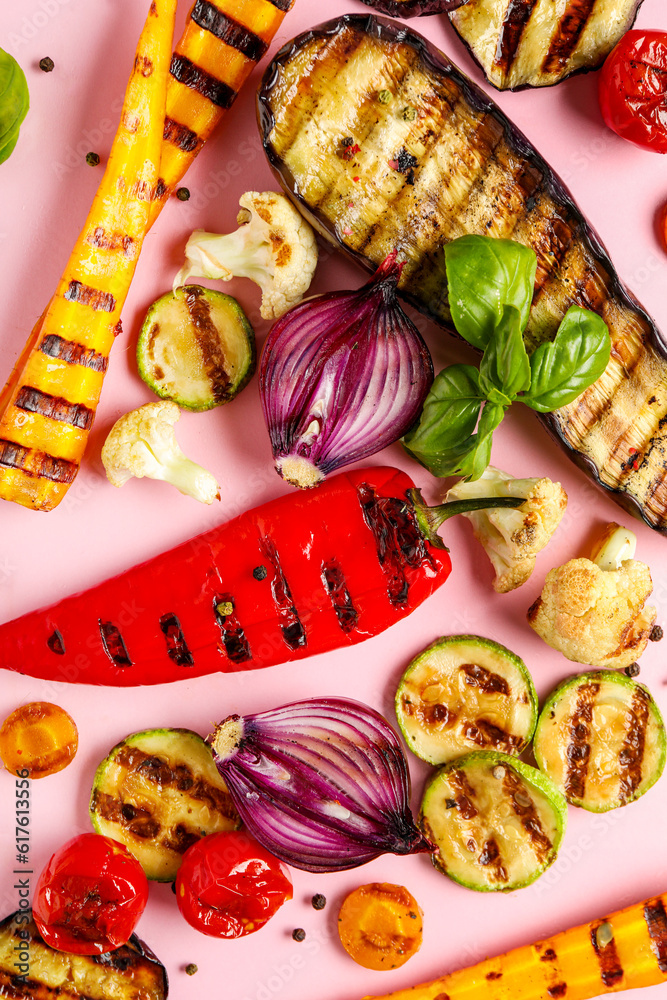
top-left (403, 235), bottom-right (610, 479)
top-left (0, 49), bottom-right (29, 166)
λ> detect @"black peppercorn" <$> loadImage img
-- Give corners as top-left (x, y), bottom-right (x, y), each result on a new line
top-left (650, 625), bottom-right (664, 642)
top-left (292, 928), bottom-right (306, 942)
top-left (86, 152), bottom-right (100, 166)
top-left (253, 565), bottom-right (268, 581)
top-left (39, 57), bottom-right (55, 73)
top-left (176, 187), bottom-right (191, 201)
top-left (625, 662), bottom-right (641, 677)
top-left (311, 893), bottom-right (326, 910)
top-left (185, 964), bottom-right (198, 976)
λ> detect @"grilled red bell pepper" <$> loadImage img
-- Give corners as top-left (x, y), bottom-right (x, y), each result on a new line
top-left (0, 466), bottom-right (517, 687)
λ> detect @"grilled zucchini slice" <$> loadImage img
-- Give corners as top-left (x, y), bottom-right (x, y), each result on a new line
top-left (259, 15), bottom-right (667, 532)
top-left (534, 671), bottom-right (666, 812)
top-left (0, 912), bottom-right (168, 999)
top-left (420, 751), bottom-right (566, 891)
top-left (449, 0), bottom-right (644, 91)
top-left (89, 728), bottom-right (241, 881)
top-left (395, 635), bottom-right (537, 764)
top-left (137, 285), bottom-right (255, 411)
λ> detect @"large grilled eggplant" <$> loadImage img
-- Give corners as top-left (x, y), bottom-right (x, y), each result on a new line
top-left (359, 0), bottom-right (468, 15)
top-left (449, 0), bottom-right (645, 90)
top-left (258, 14), bottom-right (667, 533)
top-left (0, 911), bottom-right (168, 999)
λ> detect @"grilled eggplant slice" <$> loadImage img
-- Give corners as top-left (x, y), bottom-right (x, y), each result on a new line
top-left (449, 0), bottom-right (645, 90)
top-left (0, 911), bottom-right (168, 999)
top-left (359, 0), bottom-right (468, 16)
top-left (259, 15), bottom-right (667, 533)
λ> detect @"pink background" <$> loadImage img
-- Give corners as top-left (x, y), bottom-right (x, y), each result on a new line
top-left (2, 1), bottom-right (667, 998)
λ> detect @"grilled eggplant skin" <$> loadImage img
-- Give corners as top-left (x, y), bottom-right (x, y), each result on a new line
top-left (0, 911), bottom-right (168, 999)
top-left (259, 15), bottom-right (667, 533)
top-left (359, 0), bottom-right (468, 16)
top-left (449, 0), bottom-right (645, 91)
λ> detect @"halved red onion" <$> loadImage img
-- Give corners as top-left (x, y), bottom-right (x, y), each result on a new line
top-left (208, 697), bottom-right (432, 873)
top-left (259, 253), bottom-right (433, 489)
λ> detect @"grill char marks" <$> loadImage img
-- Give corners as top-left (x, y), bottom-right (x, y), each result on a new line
top-left (88, 226), bottom-right (136, 257)
top-left (99, 621), bottom-right (132, 667)
top-left (564, 681), bottom-right (599, 800)
top-left (170, 53), bottom-right (236, 108)
top-left (159, 613), bottom-right (194, 666)
top-left (191, 0), bottom-right (269, 61)
top-left (503, 768), bottom-right (553, 862)
top-left (494, 0), bottom-right (540, 78)
top-left (590, 921), bottom-right (624, 988)
top-left (213, 596), bottom-right (252, 664)
top-left (64, 279), bottom-right (116, 313)
top-left (645, 899), bottom-right (667, 973)
top-left (260, 536), bottom-right (306, 650)
top-left (0, 439), bottom-right (78, 483)
top-left (618, 686), bottom-right (650, 803)
top-left (182, 285), bottom-right (233, 403)
top-left (14, 387), bottom-right (95, 432)
top-left (322, 561), bottom-right (359, 633)
top-left (542, 0), bottom-right (597, 75)
top-left (163, 115), bottom-right (201, 153)
top-left (39, 334), bottom-right (108, 373)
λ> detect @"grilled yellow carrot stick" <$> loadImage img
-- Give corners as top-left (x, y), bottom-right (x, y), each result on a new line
top-left (0, 0), bottom-right (177, 512)
top-left (151, 0), bottom-right (295, 222)
top-left (363, 892), bottom-right (667, 1000)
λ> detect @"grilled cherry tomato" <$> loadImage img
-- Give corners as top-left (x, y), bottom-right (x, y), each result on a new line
top-left (175, 830), bottom-right (293, 938)
top-left (33, 833), bottom-right (149, 954)
top-left (599, 30), bottom-right (667, 152)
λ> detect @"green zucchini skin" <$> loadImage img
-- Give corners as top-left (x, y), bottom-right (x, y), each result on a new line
top-left (258, 14), bottom-right (667, 533)
top-left (0, 912), bottom-right (168, 999)
top-left (420, 750), bottom-right (567, 891)
top-left (534, 671), bottom-right (667, 812)
top-left (89, 728), bottom-right (241, 881)
top-left (395, 634), bottom-right (537, 765)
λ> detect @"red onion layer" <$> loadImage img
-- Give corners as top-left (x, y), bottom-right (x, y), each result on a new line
top-left (259, 253), bottom-right (433, 489)
top-left (208, 697), bottom-right (432, 873)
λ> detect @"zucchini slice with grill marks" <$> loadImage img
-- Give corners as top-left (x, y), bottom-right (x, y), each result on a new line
top-left (420, 751), bottom-right (567, 891)
top-left (395, 635), bottom-right (537, 764)
top-left (137, 285), bottom-right (255, 411)
top-left (0, 911), bottom-right (168, 999)
top-left (89, 728), bottom-right (240, 881)
top-left (534, 671), bottom-right (667, 812)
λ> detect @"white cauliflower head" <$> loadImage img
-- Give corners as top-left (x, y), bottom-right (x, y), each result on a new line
top-left (527, 523), bottom-right (657, 669)
top-left (174, 191), bottom-right (319, 320)
top-left (101, 400), bottom-right (220, 504)
top-left (446, 467), bottom-right (567, 592)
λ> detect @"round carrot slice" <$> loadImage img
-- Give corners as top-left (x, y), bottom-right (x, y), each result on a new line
top-left (337, 883), bottom-right (423, 970)
top-left (0, 702), bottom-right (78, 778)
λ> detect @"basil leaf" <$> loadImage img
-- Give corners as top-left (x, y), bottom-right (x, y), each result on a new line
top-left (478, 305), bottom-right (531, 403)
top-left (403, 365), bottom-right (484, 477)
top-left (456, 402), bottom-right (506, 481)
top-left (523, 306), bottom-right (611, 413)
top-left (0, 49), bottom-right (29, 165)
top-left (445, 235), bottom-right (537, 350)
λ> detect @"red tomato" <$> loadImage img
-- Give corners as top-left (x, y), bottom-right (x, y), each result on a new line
top-left (33, 833), bottom-right (149, 954)
top-left (176, 830), bottom-right (293, 937)
top-left (599, 30), bottom-right (667, 153)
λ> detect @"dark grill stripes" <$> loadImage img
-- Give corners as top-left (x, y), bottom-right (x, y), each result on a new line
top-left (618, 687), bottom-right (650, 803)
top-left (260, 536), bottom-right (306, 650)
top-left (159, 613), bottom-right (195, 667)
top-left (39, 334), bottom-right (108, 373)
top-left (645, 899), bottom-right (667, 973)
top-left (213, 596), bottom-right (252, 664)
top-left (163, 115), bottom-right (201, 153)
top-left (590, 921), bottom-right (624, 988)
top-left (265, 0), bottom-right (294, 10)
top-left (47, 630), bottom-right (65, 655)
top-left (88, 226), bottom-right (136, 257)
top-left (564, 681), bottom-right (599, 800)
top-left (0, 439), bottom-right (78, 483)
top-left (64, 279), bottom-right (116, 313)
top-left (542, 0), bottom-right (597, 74)
top-left (191, 0), bottom-right (269, 61)
top-left (322, 561), bottom-right (359, 633)
top-left (494, 0), bottom-right (540, 77)
top-left (170, 53), bottom-right (236, 108)
top-left (99, 621), bottom-right (133, 667)
top-left (14, 387), bottom-right (95, 432)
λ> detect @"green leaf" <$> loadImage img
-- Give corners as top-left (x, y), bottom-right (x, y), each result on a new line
top-left (402, 365), bottom-right (484, 477)
top-left (0, 49), bottom-right (29, 165)
top-left (523, 305), bottom-right (611, 413)
top-left (444, 235), bottom-right (537, 350)
top-left (478, 305), bottom-right (531, 402)
top-left (456, 402), bottom-right (505, 481)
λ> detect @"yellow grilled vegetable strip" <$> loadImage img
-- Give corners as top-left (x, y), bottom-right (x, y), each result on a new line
top-left (362, 892), bottom-right (667, 1000)
top-left (151, 0), bottom-right (295, 222)
top-left (0, 0), bottom-right (177, 511)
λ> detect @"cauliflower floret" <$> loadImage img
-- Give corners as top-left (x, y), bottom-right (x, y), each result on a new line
top-left (174, 191), bottom-right (318, 320)
top-left (446, 467), bottom-right (567, 593)
top-left (101, 401), bottom-right (220, 504)
top-left (527, 523), bottom-right (657, 669)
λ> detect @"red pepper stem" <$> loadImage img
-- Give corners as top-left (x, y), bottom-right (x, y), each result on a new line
top-left (408, 488), bottom-right (524, 550)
